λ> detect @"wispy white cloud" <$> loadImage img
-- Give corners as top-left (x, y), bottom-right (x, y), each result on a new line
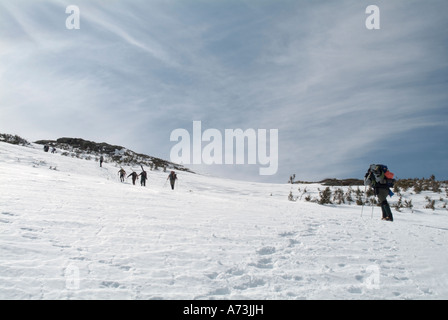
top-left (0, 0), bottom-right (447, 181)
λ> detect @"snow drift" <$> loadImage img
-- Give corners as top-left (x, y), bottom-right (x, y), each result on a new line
top-left (0, 141), bottom-right (447, 300)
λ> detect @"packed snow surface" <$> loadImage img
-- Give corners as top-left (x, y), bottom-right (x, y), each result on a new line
top-left (1, 142), bottom-right (447, 299)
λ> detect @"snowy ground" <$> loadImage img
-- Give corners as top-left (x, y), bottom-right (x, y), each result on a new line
top-left (1, 141), bottom-right (447, 300)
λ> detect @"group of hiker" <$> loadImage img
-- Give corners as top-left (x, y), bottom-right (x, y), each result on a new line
top-left (43, 145), bottom-right (56, 154)
top-left (42, 147), bottom-right (394, 216)
top-left (114, 161), bottom-right (395, 216)
top-left (98, 154), bottom-right (178, 190)
top-left (117, 166), bottom-right (178, 190)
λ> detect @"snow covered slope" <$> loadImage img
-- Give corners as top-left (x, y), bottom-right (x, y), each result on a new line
top-left (1, 141), bottom-right (447, 299)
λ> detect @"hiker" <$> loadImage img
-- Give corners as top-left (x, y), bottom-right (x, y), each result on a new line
top-left (51, 147), bottom-right (56, 154)
top-left (118, 168), bottom-right (126, 182)
top-left (167, 171), bottom-right (177, 190)
top-left (128, 171), bottom-right (138, 185)
top-left (364, 164), bottom-right (395, 221)
top-left (139, 169), bottom-right (148, 187)
top-left (43, 145), bottom-right (49, 152)
top-left (99, 156), bottom-right (104, 167)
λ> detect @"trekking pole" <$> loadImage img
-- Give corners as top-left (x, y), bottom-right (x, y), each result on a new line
top-left (361, 185), bottom-right (367, 217)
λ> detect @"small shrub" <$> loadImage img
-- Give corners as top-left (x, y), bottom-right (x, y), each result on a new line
top-left (318, 187), bottom-right (332, 205)
top-left (333, 188), bottom-right (345, 204)
top-left (288, 191), bottom-right (296, 202)
top-left (425, 196), bottom-right (435, 210)
top-left (404, 199), bottom-right (413, 210)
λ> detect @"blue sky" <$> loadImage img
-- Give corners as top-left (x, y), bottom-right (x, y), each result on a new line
top-left (1, 0), bottom-right (447, 183)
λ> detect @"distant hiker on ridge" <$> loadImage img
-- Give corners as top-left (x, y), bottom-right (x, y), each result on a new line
top-left (99, 155), bottom-right (104, 167)
top-left (118, 168), bottom-right (126, 182)
top-left (128, 171), bottom-right (138, 185)
top-left (167, 171), bottom-right (177, 190)
top-left (364, 164), bottom-right (395, 221)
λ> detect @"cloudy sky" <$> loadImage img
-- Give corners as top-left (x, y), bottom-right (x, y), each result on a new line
top-left (1, 0), bottom-right (447, 183)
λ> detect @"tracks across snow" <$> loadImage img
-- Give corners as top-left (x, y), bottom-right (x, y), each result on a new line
top-left (1, 142), bottom-right (448, 299)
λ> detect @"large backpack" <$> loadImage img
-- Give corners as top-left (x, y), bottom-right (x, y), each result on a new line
top-left (365, 164), bottom-right (395, 188)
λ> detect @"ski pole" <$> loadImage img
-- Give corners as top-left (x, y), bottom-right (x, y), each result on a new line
top-left (361, 185), bottom-right (367, 217)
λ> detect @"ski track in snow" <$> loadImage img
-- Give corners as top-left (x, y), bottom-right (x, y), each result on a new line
top-left (1, 142), bottom-right (448, 299)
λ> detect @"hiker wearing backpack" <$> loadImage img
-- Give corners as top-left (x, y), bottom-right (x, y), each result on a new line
top-left (167, 171), bottom-right (177, 190)
top-left (128, 171), bottom-right (138, 185)
top-left (118, 168), bottom-right (126, 182)
top-left (364, 164), bottom-right (395, 221)
top-left (99, 155), bottom-right (104, 167)
top-left (139, 169), bottom-right (148, 187)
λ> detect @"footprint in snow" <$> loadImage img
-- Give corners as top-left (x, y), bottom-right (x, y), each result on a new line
top-left (21, 234), bottom-right (39, 240)
top-left (347, 286), bottom-right (362, 294)
top-left (249, 257), bottom-right (273, 269)
top-left (233, 276), bottom-right (266, 290)
top-left (100, 281), bottom-right (122, 288)
top-left (0, 212), bottom-right (15, 223)
top-left (278, 231), bottom-right (297, 237)
top-left (208, 287), bottom-right (230, 295)
top-left (256, 246), bottom-right (276, 255)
